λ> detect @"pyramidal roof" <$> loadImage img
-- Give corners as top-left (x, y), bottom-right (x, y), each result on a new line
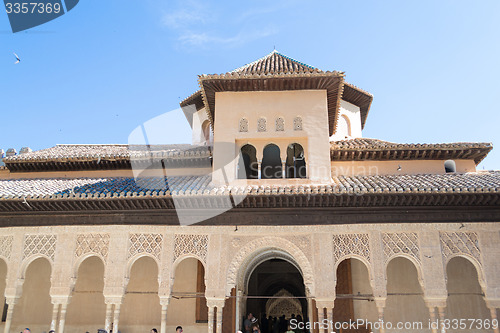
top-left (229, 50), bottom-right (323, 75)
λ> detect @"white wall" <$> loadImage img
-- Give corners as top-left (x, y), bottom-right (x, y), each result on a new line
top-left (192, 109), bottom-right (211, 146)
top-left (330, 100), bottom-right (362, 141)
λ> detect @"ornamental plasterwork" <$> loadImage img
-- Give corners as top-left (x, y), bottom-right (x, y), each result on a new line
top-left (75, 233), bottom-right (110, 261)
top-left (23, 234), bottom-right (57, 261)
top-left (173, 234), bottom-right (208, 263)
top-left (275, 117), bottom-right (285, 131)
top-left (439, 232), bottom-right (481, 265)
top-left (128, 233), bottom-right (163, 260)
top-left (0, 236), bottom-right (13, 259)
top-left (257, 118), bottom-right (267, 132)
top-left (266, 289), bottom-right (302, 319)
top-left (285, 235), bottom-right (311, 258)
top-left (332, 233), bottom-right (370, 264)
top-left (382, 232), bottom-right (420, 263)
top-left (239, 118), bottom-right (248, 132)
top-left (293, 117), bottom-right (303, 131)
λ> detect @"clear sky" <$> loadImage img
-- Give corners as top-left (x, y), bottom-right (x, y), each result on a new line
top-left (1, 0), bottom-right (500, 169)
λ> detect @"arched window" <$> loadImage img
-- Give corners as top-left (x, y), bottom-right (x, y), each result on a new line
top-left (261, 144), bottom-right (282, 179)
top-left (201, 120), bottom-right (211, 143)
top-left (257, 118), bottom-right (267, 132)
top-left (275, 117), bottom-right (284, 131)
top-left (338, 115), bottom-right (351, 137)
top-left (444, 160), bottom-right (456, 173)
top-left (238, 144), bottom-right (258, 179)
top-left (293, 117), bottom-right (303, 131)
top-left (286, 143), bottom-right (306, 178)
top-left (239, 118), bottom-right (248, 132)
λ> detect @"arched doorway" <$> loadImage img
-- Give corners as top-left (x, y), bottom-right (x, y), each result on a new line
top-left (446, 257), bottom-right (491, 323)
top-left (238, 144), bottom-right (258, 179)
top-left (285, 143), bottom-right (306, 178)
top-left (120, 256), bottom-right (161, 332)
top-left (66, 256), bottom-right (106, 332)
top-left (12, 257), bottom-right (52, 333)
top-left (244, 258), bottom-right (307, 333)
top-left (261, 144), bottom-right (282, 179)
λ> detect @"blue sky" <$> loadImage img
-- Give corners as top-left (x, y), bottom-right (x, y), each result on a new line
top-left (1, 0), bottom-right (500, 169)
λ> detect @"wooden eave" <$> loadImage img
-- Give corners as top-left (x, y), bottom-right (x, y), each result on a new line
top-left (341, 83), bottom-right (373, 129)
top-left (198, 72), bottom-right (345, 136)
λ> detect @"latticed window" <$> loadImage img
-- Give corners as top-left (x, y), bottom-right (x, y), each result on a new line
top-left (293, 117), bottom-right (303, 131)
top-left (275, 117), bottom-right (284, 131)
top-left (239, 118), bottom-right (248, 132)
top-left (257, 118), bottom-right (267, 132)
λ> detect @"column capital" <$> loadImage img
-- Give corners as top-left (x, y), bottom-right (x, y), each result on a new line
top-left (51, 295), bottom-right (71, 305)
top-left (104, 295), bottom-right (124, 305)
top-left (485, 298), bottom-right (500, 309)
top-left (206, 297), bottom-right (225, 308)
top-left (159, 296), bottom-right (171, 307)
top-left (314, 298), bottom-right (335, 309)
top-left (423, 297), bottom-right (447, 309)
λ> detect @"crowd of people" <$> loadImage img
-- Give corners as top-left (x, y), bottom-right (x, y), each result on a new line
top-left (243, 313), bottom-right (305, 333)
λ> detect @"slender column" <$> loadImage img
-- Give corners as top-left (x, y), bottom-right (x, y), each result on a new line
top-left (57, 303), bottom-right (68, 333)
top-left (50, 303), bottom-right (60, 331)
top-left (490, 308), bottom-right (499, 333)
top-left (437, 307), bottom-right (446, 333)
top-left (208, 306), bottom-right (215, 333)
top-left (3, 298), bottom-right (18, 333)
top-left (281, 160), bottom-right (286, 178)
top-left (113, 303), bottom-right (121, 333)
top-left (376, 305), bottom-right (385, 333)
top-left (160, 304), bottom-right (168, 333)
top-left (216, 306), bottom-right (224, 333)
top-left (105, 303), bottom-right (113, 332)
top-left (428, 306), bottom-right (438, 333)
top-left (326, 308), bottom-right (333, 332)
top-left (317, 307), bottom-right (325, 333)
top-left (235, 290), bottom-right (242, 332)
top-left (257, 160), bottom-right (262, 179)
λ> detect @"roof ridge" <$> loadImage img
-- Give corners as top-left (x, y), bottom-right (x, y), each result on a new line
top-left (230, 50), bottom-right (319, 74)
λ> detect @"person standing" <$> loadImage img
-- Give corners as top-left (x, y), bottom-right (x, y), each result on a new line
top-left (176, 326), bottom-right (183, 333)
top-left (244, 313), bottom-right (255, 333)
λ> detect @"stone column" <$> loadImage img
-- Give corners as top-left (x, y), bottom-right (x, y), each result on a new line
top-left (216, 306), bottom-right (224, 333)
top-left (58, 302), bottom-right (68, 333)
top-left (235, 290), bottom-right (243, 332)
top-left (257, 160), bottom-right (262, 179)
top-left (281, 160), bottom-right (286, 178)
top-left (375, 299), bottom-right (386, 333)
top-left (113, 303), bottom-right (121, 333)
top-left (208, 306), bottom-right (215, 333)
top-left (490, 308), bottom-right (499, 333)
top-left (326, 308), bottom-right (333, 332)
top-left (50, 303), bottom-right (60, 331)
top-left (104, 303), bottom-right (113, 333)
top-left (424, 299), bottom-right (447, 333)
top-left (427, 306), bottom-right (438, 333)
top-left (437, 307), bottom-right (446, 333)
top-left (3, 297), bottom-right (18, 333)
top-left (159, 297), bottom-right (170, 333)
top-left (317, 307), bottom-right (325, 333)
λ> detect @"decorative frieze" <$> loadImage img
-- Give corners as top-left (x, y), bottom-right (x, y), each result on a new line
top-left (23, 234), bottom-right (57, 261)
top-left (332, 233), bottom-right (370, 263)
top-left (382, 232), bottom-right (420, 263)
top-left (75, 234), bottom-right (110, 261)
top-left (440, 232), bottom-right (481, 264)
top-left (128, 233), bottom-right (163, 260)
top-left (174, 234), bottom-right (208, 263)
top-left (0, 235), bottom-right (13, 259)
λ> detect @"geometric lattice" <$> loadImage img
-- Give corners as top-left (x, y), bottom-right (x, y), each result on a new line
top-left (128, 233), bottom-right (163, 260)
top-left (174, 234), bottom-right (208, 263)
top-left (239, 118), bottom-right (248, 132)
top-left (382, 232), bottom-right (420, 263)
top-left (75, 233), bottom-right (110, 261)
top-left (275, 117), bottom-right (285, 131)
top-left (293, 117), bottom-right (303, 131)
top-left (332, 233), bottom-right (370, 263)
top-left (257, 118), bottom-right (267, 132)
top-left (440, 232), bottom-right (481, 264)
top-left (266, 289), bottom-right (302, 319)
top-left (23, 234), bottom-right (57, 261)
top-left (0, 236), bottom-right (13, 259)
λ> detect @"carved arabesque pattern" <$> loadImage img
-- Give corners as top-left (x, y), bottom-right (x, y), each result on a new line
top-left (239, 118), bottom-right (248, 132)
top-left (174, 234), bottom-right (208, 263)
top-left (0, 236), bottom-right (13, 259)
top-left (332, 233), bottom-right (370, 263)
top-left (382, 232), bottom-right (420, 263)
top-left (266, 289), bottom-right (302, 319)
top-left (293, 117), bottom-right (303, 131)
top-left (257, 118), bottom-right (267, 132)
top-left (128, 233), bottom-right (163, 260)
top-left (23, 234), bottom-right (57, 261)
top-left (75, 234), bottom-right (110, 260)
top-left (276, 117), bottom-right (285, 131)
top-left (440, 232), bottom-right (481, 264)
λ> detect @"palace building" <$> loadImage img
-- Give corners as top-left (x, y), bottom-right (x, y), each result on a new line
top-left (0, 51), bottom-right (499, 333)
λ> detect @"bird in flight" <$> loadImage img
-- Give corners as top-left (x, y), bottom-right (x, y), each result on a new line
top-left (14, 53), bottom-right (20, 64)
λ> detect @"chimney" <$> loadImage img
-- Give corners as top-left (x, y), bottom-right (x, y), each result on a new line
top-left (20, 147), bottom-right (32, 154)
top-left (6, 148), bottom-right (17, 157)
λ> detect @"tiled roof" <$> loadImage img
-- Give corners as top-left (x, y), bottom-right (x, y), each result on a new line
top-left (230, 50), bottom-right (321, 75)
top-left (1, 172), bottom-right (499, 200)
top-left (330, 138), bottom-right (493, 164)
